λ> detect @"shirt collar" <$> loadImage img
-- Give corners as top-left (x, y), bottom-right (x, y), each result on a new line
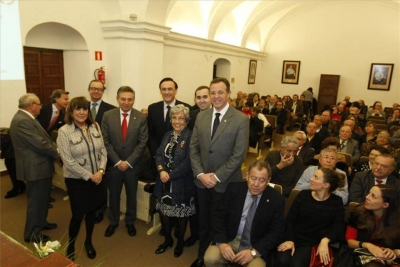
top-left (213, 103), bottom-right (229, 117)
top-left (164, 100), bottom-right (176, 109)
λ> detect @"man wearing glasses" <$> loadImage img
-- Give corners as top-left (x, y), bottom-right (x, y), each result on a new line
top-left (264, 136), bottom-right (304, 198)
top-left (9, 93), bottom-right (59, 243)
top-left (88, 80), bottom-right (116, 224)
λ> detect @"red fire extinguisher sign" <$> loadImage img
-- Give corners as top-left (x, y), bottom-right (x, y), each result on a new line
top-left (95, 51), bottom-right (102, 61)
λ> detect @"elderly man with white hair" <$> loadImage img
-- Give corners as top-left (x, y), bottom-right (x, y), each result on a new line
top-left (337, 125), bottom-right (360, 164)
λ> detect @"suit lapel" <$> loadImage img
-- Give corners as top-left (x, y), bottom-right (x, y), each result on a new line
top-left (210, 107), bottom-right (233, 145)
top-left (125, 109), bottom-right (137, 140)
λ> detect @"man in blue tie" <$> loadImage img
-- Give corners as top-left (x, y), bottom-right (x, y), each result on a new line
top-left (204, 160), bottom-right (285, 267)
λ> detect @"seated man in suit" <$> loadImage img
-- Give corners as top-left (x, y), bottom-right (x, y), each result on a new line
top-left (337, 125), bottom-right (360, 164)
top-left (349, 154), bottom-right (400, 202)
top-left (257, 99), bottom-right (269, 115)
top-left (270, 100), bottom-right (287, 134)
top-left (321, 110), bottom-right (337, 134)
top-left (285, 94), bottom-right (303, 131)
top-left (305, 122), bottom-right (323, 154)
top-left (313, 115), bottom-right (331, 141)
top-left (265, 136), bottom-right (304, 198)
top-left (295, 148), bottom-right (349, 205)
top-left (232, 91), bottom-right (245, 110)
top-left (293, 130), bottom-right (315, 167)
top-left (204, 160), bottom-right (285, 267)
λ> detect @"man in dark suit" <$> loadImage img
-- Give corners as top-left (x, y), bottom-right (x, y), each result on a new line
top-left (285, 94), bottom-right (304, 131)
top-left (10, 93), bottom-right (59, 242)
top-left (147, 77), bottom-right (191, 159)
top-left (293, 130), bottom-right (315, 167)
top-left (305, 122), bottom-right (323, 154)
top-left (102, 86), bottom-right (148, 237)
top-left (232, 91), bottom-right (245, 111)
top-left (204, 160), bottom-right (285, 266)
top-left (258, 99), bottom-right (269, 115)
top-left (270, 100), bottom-right (287, 134)
top-left (314, 115), bottom-right (331, 141)
top-left (321, 110), bottom-right (337, 134)
top-left (36, 89), bottom-right (69, 133)
top-left (337, 125), bottom-right (360, 164)
top-left (87, 79), bottom-right (116, 224)
top-left (349, 154), bottom-right (400, 202)
top-left (190, 77), bottom-right (249, 267)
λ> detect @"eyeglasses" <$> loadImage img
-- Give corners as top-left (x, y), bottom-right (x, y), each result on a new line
top-left (171, 116), bottom-right (186, 122)
top-left (249, 176), bottom-right (268, 184)
top-left (32, 102), bottom-right (42, 107)
top-left (89, 87), bottom-right (104, 92)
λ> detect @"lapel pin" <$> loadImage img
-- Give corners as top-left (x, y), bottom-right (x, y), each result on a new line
top-left (266, 199), bottom-right (269, 202)
top-left (224, 120), bottom-right (227, 122)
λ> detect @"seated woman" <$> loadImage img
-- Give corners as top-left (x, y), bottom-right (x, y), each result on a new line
top-left (359, 121), bottom-right (377, 149)
top-left (314, 137), bottom-right (346, 164)
top-left (367, 101), bottom-right (385, 119)
top-left (361, 131), bottom-right (398, 158)
top-left (346, 184), bottom-right (400, 266)
top-left (276, 168), bottom-right (346, 267)
top-left (153, 104), bottom-right (196, 258)
top-left (331, 105), bottom-right (342, 123)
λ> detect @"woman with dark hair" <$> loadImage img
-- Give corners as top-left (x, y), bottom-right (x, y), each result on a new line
top-left (346, 184), bottom-right (400, 266)
top-left (331, 105), bottom-right (342, 123)
top-left (314, 137), bottom-right (346, 163)
top-left (367, 101), bottom-right (385, 118)
top-left (247, 93), bottom-right (260, 107)
top-left (276, 168), bottom-right (346, 267)
top-left (57, 96), bottom-right (107, 261)
top-left (359, 121), bottom-right (377, 149)
top-left (153, 104), bottom-right (196, 258)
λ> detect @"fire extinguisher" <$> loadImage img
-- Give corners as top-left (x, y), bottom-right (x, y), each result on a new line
top-left (94, 66), bottom-right (106, 85)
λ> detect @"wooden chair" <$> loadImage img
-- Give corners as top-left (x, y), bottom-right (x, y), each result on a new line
top-left (393, 139), bottom-right (400, 149)
top-left (375, 123), bottom-right (388, 133)
top-left (367, 116), bottom-right (386, 123)
top-left (389, 125), bottom-right (400, 136)
top-left (384, 107), bottom-right (393, 118)
top-left (338, 152), bottom-right (353, 167)
top-left (359, 156), bottom-right (369, 163)
top-left (269, 183), bottom-right (283, 195)
top-left (265, 115), bottom-right (277, 147)
top-left (284, 189), bottom-right (300, 218)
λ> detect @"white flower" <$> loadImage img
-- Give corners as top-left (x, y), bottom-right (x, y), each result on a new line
top-left (33, 240), bottom-right (61, 258)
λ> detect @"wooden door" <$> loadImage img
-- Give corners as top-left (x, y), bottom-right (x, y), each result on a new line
top-left (24, 47), bottom-right (64, 105)
top-left (317, 75), bottom-right (340, 114)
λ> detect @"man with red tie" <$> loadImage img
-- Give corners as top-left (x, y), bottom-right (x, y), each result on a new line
top-left (349, 154), bottom-right (400, 202)
top-left (101, 86), bottom-right (148, 237)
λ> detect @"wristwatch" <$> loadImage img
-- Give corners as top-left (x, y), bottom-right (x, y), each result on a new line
top-left (99, 168), bottom-right (105, 174)
top-left (250, 248), bottom-right (257, 258)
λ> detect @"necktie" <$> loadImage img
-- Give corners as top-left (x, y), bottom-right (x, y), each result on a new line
top-left (122, 113), bottom-right (128, 142)
top-left (91, 102), bottom-right (98, 120)
top-left (293, 102), bottom-right (297, 113)
top-left (212, 113), bottom-right (221, 139)
top-left (48, 110), bottom-right (59, 131)
top-left (376, 179), bottom-right (383, 185)
top-left (340, 141), bottom-right (345, 150)
top-left (239, 195), bottom-right (258, 251)
top-left (165, 105), bottom-right (171, 129)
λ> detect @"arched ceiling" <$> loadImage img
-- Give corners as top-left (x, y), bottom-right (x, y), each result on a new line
top-left (145, 0), bottom-right (399, 52)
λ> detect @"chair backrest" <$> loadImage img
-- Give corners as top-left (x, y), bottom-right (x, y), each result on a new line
top-left (284, 189), bottom-right (301, 218)
top-left (394, 139), bottom-right (400, 149)
top-left (338, 152), bottom-right (353, 167)
top-left (384, 107), bottom-right (393, 117)
top-left (389, 125), bottom-right (400, 136)
top-left (368, 116), bottom-right (386, 123)
top-left (375, 123), bottom-right (387, 132)
top-left (345, 202), bottom-right (359, 221)
top-left (265, 115), bottom-right (277, 128)
top-left (269, 183), bottom-right (283, 194)
top-left (359, 156), bottom-right (369, 163)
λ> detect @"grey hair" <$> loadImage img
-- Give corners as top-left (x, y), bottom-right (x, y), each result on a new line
top-left (294, 131), bottom-right (306, 139)
top-left (18, 93), bottom-right (38, 109)
top-left (376, 154), bottom-right (396, 170)
top-left (281, 136), bottom-right (299, 148)
top-left (320, 148), bottom-right (338, 158)
top-left (247, 160), bottom-right (272, 179)
top-left (378, 130), bottom-right (390, 140)
top-left (170, 104), bottom-right (190, 122)
top-left (50, 89), bottom-right (69, 103)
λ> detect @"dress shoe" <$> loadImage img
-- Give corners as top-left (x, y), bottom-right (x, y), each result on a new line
top-left (127, 224), bottom-right (136, 236)
top-left (155, 240), bottom-right (173, 254)
top-left (24, 234), bottom-right (50, 243)
top-left (184, 235), bottom-right (199, 247)
top-left (84, 242), bottom-right (96, 259)
top-left (48, 203), bottom-right (53, 209)
top-left (4, 190), bottom-right (18, 199)
top-left (190, 259), bottom-right (205, 267)
top-left (49, 197), bottom-right (55, 202)
top-left (67, 245), bottom-right (75, 261)
top-left (43, 223), bottom-right (58, 230)
top-left (104, 224), bottom-right (118, 237)
top-left (95, 213), bottom-right (103, 224)
top-left (174, 244), bottom-right (184, 258)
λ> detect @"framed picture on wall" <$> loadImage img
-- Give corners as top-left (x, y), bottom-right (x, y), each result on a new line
top-left (281, 60), bottom-right (300, 84)
top-left (368, 63), bottom-right (394, 90)
top-left (248, 60), bottom-right (257, 84)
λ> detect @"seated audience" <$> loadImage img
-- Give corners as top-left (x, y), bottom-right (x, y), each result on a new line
top-left (286, 94), bottom-right (304, 131)
top-left (276, 168), bottom-right (346, 267)
top-left (321, 110), bottom-right (337, 134)
top-left (299, 94), bottom-right (310, 120)
top-left (331, 105), bottom-right (342, 123)
top-left (346, 184), bottom-right (400, 266)
top-left (241, 103), bottom-right (252, 117)
top-left (265, 136), bottom-right (304, 198)
top-left (358, 99), bottom-right (368, 126)
top-left (360, 131), bottom-right (398, 159)
top-left (314, 115), bottom-right (331, 141)
top-left (358, 121), bottom-right (377, 149)
top-left (305, 122), bottom-right (323, 154)
top-left (249, 107), bottom-right (265, 150)
top-left (247, 93), bottom-right (260, 107)
top-left (387, 108), bottom-right (400, 124)
top-left (258, 99), bottom-right (269, 114)
top-left (204, 161), bottom-right (285, 267)
top-left (337, 125), bottom-right (360, 164)
top-left (270, 100), bottom-right (287, 134)
top-left (314, 137), bottom-right (347, 167)
top-left (293, 131), bottom-right (315, 167)
top-left (391, 129), bottom-right (400, 145)
top-left (267, 96), bottom-right (277, 112)
top-left (343, 118), bottom-right (363, 142)
top-left (349, 154), bottom-right (400, 203)
top-left (367, 101), bottom-right (385, 118)
top-left (338, 103), bottom-right (348, 122)
top-left (296, 148), bottom-right (349, 205)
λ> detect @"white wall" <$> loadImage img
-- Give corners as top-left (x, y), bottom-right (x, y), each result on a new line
top-left (259, 2), bottom-right (399, 106)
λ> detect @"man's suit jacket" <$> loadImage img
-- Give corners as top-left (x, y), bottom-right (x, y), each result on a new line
top-left (259, 107), bottom-right (269, 115)
top-left (187, 109), bottom-right (201, 131)
top-left (102, 108), bottom-right (148, 173)
top-left (322, 120), bottom-right (336, 134)
top-left (36, 104), bottom-right (66, 133)
top-left (305, 134), bottom-right (323, 154)
top-left (316, 126), bottom-right (331, 141)
top-left (285, 101), bottom-right (304, 117)
top-left (349, 170), bottom-right (400, 202)
top-left (147, 100), bottom-right (191, 157)
top-left (94, 101), bottom-right (115, 127)
top-left (213, 182), bottom-right (285, 259)
top-left (337, 137), bottom-right (360, 164)
top-left (9, 110), bottom-right (58, 181)
top-left (297, 145), bottom-right (316, 166)
top-left (190, 106), bottom-right (249, 193)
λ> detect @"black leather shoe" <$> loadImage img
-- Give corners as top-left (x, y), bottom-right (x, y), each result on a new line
top-left (190, 259), bottom-right (205, 267)
top-left (67, 245), bottom-right (75, 261)
top-left (174, 244), bottom-right (184, 258)
top-left (184, 235), bottom-right (199, 247)
top-left (95, 213), bottom-right (103, 224)
top-left (49, 197), bottom-right (55, 202)
top-left (104, 224), bottom-right (118, 237)
top-left (155, 240), bottom-right (173, 254)
top-left (4, 190), bottom-right (19, 199)
top-left (127, 224), bottom-right (136, 236)
top-left (48, 203), bottom-right (53, 209)
top-left (84, 242), bottom-right (96, 259)
top-left (43, 223), bottom-right (58, 230)
top-left (24, 234), bottom-right (50, 243)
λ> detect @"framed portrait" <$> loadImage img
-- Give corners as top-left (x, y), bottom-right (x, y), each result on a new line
top-left (248, 60), bottom-right (257, 84)
top-left (368, 63), bottom-right (394, 90)
top-left (282, 61), bottom-right (300, 84)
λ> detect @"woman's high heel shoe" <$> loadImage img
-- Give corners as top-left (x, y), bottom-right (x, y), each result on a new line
top-left (155, 240), bottom-right (174, 254)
